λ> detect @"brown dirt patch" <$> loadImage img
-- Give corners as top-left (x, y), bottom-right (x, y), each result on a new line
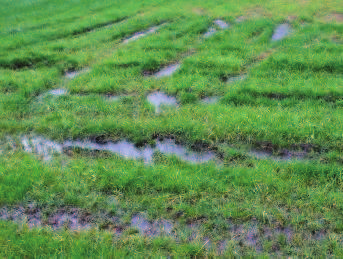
top-left (324, 12), bottom-right (343, 23)
top-left (192, 7), bottom-right (207, 15)
top-left (287, 15), bottom-right (298, 22)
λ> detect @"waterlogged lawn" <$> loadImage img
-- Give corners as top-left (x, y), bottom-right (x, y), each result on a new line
top-left (0, 0), bottom-right (342, 256)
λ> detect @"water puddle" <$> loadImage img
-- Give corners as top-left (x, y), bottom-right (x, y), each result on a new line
top-left (214, 19), bottom-right (229, 29)
top-left (201, 96), bottom-right (220, 104)
top-left (17, 136), bottom-right (313, 164)
top-left (204, 19), bottom-right (229, 37)
top-left (271, 24), bottom-right (291, 41)
top-left (21, 136), bottom-right (63, 161)
top-left (64, 139), bottom-right (155, 163)
top-left (104, 94), bottom-right (137, 102)
top-left (226, 74), bottom-right (247, 83)
top-left (47, 88), bottom-right (68, 96)
top-left (203, 27), bottom-right (217, 38)
top-left (105, 95), bottom-right (120, 102)
top-left (147, 91), bottom-right (178, 113)
top-left (153, 63), bottom-right (181, 78)
top-left (65, 68), bottom-right (90, 79)
top-left (21, 135), bottom-right (216, 164)
top-left (156, 138), bottom-right (215, 163)
top-left (123, 26), bottom-right (160, 44)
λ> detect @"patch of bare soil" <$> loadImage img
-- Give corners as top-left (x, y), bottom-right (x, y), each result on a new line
top-left (323, 12), bottom-right (343, 23)
top-left (192, 7), bottom-right (207, 15)
top-left (236, 6), bottom-right (272, 22)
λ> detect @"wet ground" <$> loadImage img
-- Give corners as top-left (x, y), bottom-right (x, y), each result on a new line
top-left (271, 24), bottom-right (291, 41)
top-left (0, 134), bottom-right (320, 164)
top-left (147, 91), bottom-right (178, 113)
top-left (47, 88), bottom-right (68, 96)
top-left (153, 63), bottom-right (181, 78)
top-left (214, 19), bottom-right (229, 29)
top-left (204, 19), bottom-right (230, 38)
top-left (201, 96), bottom-right (220, 104)
top-left (123, 26), bottom-right (160, 44)
top-left (203, 27), bottom-right (217, 38)
top-left (65, 68), bottom-right (90, 79)
top-left (225, 74), bottom-right (247, 83)
top-left (21, 135), bottom-right (216, 164)
top-left (0, 206), bottom-right (331, 253)
top-left (248, 148), bottom-right (308, 161)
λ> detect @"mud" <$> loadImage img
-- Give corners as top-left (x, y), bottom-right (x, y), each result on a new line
top-left (0, 206), bottom-right (41, 228)
top-left (271, 24), bottom-right (291, 41)
top-left (147, 91), bottom-right (178, 113)
top-left (0, 136), bottom-right (17, 153)
top-left (131, 215), bottom-right (174, 237)
top-left (324, 12), bottom-right (343, 23)
top-left (235, 7), bottom-right (269, 23)
top-left (249, 148), bottom-right (308, 161)
top-left (235, 16), bottom-right (246, 23)
top-left (48, 208), bottom-right (92, 230)
top-left (0, 206), bottom-right (335, 254)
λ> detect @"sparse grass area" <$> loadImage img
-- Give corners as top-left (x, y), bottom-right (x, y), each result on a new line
top-left (0, 0), bottom-right (342, 256)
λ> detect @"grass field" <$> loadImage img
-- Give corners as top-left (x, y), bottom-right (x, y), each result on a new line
top-left (0, 0), bottom-right (343, 256)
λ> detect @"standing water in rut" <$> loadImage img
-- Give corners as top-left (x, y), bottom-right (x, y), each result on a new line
top-left (21, 136), bottom-right (215, 164)
top-left (153, 63), bottom-right (181, 78)
top-left (47, 88), bottom-right (68, 96)
top-left (123, 26), bottom-right (160, 44)
top-left (65, 68), bottom-right (90, 79)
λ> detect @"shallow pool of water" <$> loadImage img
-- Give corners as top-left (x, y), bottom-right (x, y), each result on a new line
top-left (154, 63), bottom-right (181, 78)
top-left (203, 27), bottom-right (217, 38)
top-left (226, 74), bottom-right (247, 83)
top-left (201, 96), bottom-right (220, 104)
top-left (214, 19), bottom-right (229, 29)
top-left (48, 88), bottom-right (67, 96)
top-left (157, 138), bottom-right (215, 163)
top-left (21, 136), bottom-right (63, 161)
top-left (65, 68), bottom-right (89, 79)
top-left (123, 26), bottom-right (159, 44)
top-left (147, 91), bottom-right (178, 113)
top-left (272, 24), bottom-right (291, 41)
top-left (21, 135), bottom-right (215, 164)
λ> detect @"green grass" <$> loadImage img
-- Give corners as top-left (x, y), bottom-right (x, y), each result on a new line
top-left (0, 0), bottom-right (342, 256)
